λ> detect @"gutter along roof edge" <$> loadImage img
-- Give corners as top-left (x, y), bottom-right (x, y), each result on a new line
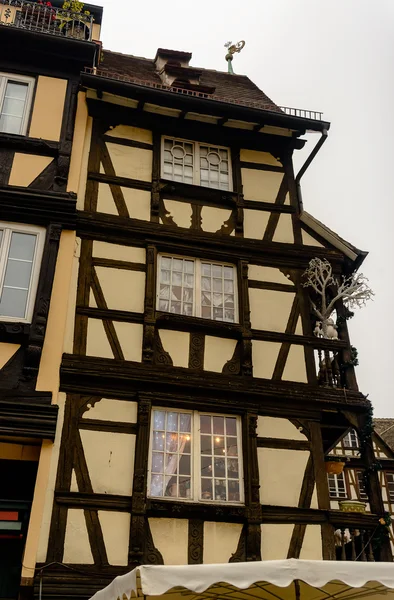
top-left (80, 72), bottom-right (331, 134)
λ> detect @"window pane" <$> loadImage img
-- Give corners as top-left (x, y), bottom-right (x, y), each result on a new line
top-left (4, 259), bottom-right (33, 289)
top-left (0, 81), bottom-right (28, 135)
top-left (200, 263), bottom-right (236, 323)
top-left (199, 414), bottom-right (242, 504)
top-left (162, 138), bottom-right (195, 184)
top-left (201, 478), bottom-right (213, 500)
top-left (199, 145), bottom-right (230, 190)
top-left (158, 256), bottom-right (195, 316)
top-left (9, 232), bottom-right (36, 260)
top-left (149, 410), bottom-right (192, 501)
top-left (0, 287), bottom-right (29, 318)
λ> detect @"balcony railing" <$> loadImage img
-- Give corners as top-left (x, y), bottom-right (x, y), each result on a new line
top-left (83, 67), bottom-right (324, 122)
top-left (335, 527), bottom-right (377, 561)
top-left (0, 0), bottom-right (94, 41)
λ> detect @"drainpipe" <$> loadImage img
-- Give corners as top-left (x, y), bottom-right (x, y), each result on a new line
top-left (295, 128), bottom-right (328, 212)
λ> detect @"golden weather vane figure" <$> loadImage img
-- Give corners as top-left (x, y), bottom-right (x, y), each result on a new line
top-left (224, 40), bottom-right (245, 74)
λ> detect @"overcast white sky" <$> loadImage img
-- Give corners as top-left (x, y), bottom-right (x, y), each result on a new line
top-left (93, 0), bottom-right (394, 415)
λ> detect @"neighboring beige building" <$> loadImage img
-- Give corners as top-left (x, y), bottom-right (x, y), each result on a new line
top-left (0, 2), bottom-right (390, 599)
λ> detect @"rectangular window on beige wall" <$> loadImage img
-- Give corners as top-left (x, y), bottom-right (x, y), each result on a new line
top-left (328, 472), bottom-right (347, 498)
top-left (148, 408), bottom-right (243, 504)
top-left (0, 73), bottom-right (35, 136)
top-left (157, 254), bottom-right (237, 323)
top-left (161, 137), bottom-right (232, 190)
top-left (0, 222), bottom-right (45, 322)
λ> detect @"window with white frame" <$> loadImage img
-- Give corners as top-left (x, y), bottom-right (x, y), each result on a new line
top-left (356, 470), bottom-right (368, 501)
top-left (161, 137), bottom-right (232, 190)
top-left (328, 472), bottom-right (347, 498)
top-left (0, 223), bottom-right (45, 322)
top-left (0, 73), bottom-right (35, 136)
top-left (157, 255), bottom-right (237, 323)
top-left (148, 408), bottom-right (243, 503)
top-left (342, 429), bottom-right (359, 449)
top-left (386, 472), bottom-right (394, 503)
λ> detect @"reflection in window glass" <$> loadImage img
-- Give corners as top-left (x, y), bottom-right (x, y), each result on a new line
top-left (0, 231), bottom-right (37, 319)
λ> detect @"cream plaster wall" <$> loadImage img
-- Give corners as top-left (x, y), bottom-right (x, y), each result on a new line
top-left (36, 231), bottom-right (76, 394)
top-left (249, 289), bottom-right (295, 332)
top-left (203, 522), bottom-right (242, 564)
top-left (70, 469), bottom-right (78, 493)
top-left (29, 76), bottom-right (67, 141)
top-left (295, 316), bottom-right (303, 335)
top-left (163, 200), bottom-right (192, 228)
top-left (272, 214), bottom-right (294, 244)
top-left (282, 345), bottom-right (308, 383)
top-left (68, 91), bottom-right (89, 194)
top-left (98, 511), bottom-right (131, 566)
top-left (256, 417), bottom-right (307, 441)
top-left (201, 206), bottom-right (232, 233)
top-left (63, 237), bottom-right (80, 354)
top-left (9, 154), bottom-right (53, 187)
top-left (248, 265), bottom-right (293, 286)
top-left (258, 448), bottom-right (309, 506)
top-left (97, 184), bottom-right (151, 221)
top-left (0, 343), bottom-right (20, 369)
top-left (92, 241), bottom-right (145, 264)
top-left (83, 399), bottom-right (138, 423)
top-left (243, 209), bottom-right (270, 239)
top-left (80, 430), bottom-right (136, 495)
top-left (37, 393), bottom-right (66, 563)
top-left (302, 229), bottom-right (324, 247)
top-left (113, 322), bottom-right (143, 362)
top-left (241, 170), bottom-right (283, 202)
top-left (63, 509), bottom-right (94, 564)
top-left (21, 440), bottom-right (53, 579)
top-left (204, 336), bottom-right (237, 373)
top-left (240, 149), bottom-right (282, 167)
top-left (86, 319), bottom-right (113, 359)
top-left (77, 116), bottom-right (92, 210)
top-left (106, 143), bottom-right (152, 181)
top-left (261, 524), bottom-right (293, 559)
top-left (252, 340), bottom-right (280, 379)
top-left (159, 330), bottom-right (190, 368)
top-left (311, 485), bottom-right (318, 509)
top-left (0, 442), bottom-right (40, 461)
top-left (299, 525), bottom-right (322, 559)
top-left (123, 188), bottom-right (151, 221)
top-left (149, 518), bottom-right (188, 565)
top-left (95, 267), bottom-right (145, 312)
top-left (105, 125), bottom-right (152, 144)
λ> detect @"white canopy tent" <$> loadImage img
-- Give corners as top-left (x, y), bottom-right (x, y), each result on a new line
top-left (90, 560), bottom-right (394, 600)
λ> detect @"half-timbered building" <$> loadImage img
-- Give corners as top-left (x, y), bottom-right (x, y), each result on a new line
top-left (0, 2), bottom-right (392, 599)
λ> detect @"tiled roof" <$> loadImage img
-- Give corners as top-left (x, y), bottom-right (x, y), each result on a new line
top-left (374, 419), bottom-right (394, 453)
top-left (100, 50), bottom-right (283, 113)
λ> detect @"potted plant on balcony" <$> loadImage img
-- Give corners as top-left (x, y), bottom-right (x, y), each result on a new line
top-left (339, 500), bottom-right (367, 513)
top-left (57, 0), bottom-right (91, 40)
top-left (325, 455), bottom-right (347, 475)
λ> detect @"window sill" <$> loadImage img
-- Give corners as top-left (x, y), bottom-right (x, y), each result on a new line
top-left (160, 178), bottom-right (236, 207)
top-left (0, 320), bottom-right (30, 344)
top-left (148, 495), bottom-right (244, 507)
top-left (0, 132), bottom-right (59, 155)
top-left (156, 311), bottom-right (242, 337)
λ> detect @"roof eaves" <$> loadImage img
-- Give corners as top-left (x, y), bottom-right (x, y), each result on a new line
top-left (300, 211), bottom-right (367, 268)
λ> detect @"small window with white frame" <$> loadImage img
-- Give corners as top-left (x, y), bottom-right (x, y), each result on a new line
top-left (342, 429), bottom-right (359, 449)
top-left (0, 223), bottom-right (45, 322)
top-left (0, 73), bottom-right (35, 136)
top-left (161, 137), bottom-right (232, 191)
top-left (328, 472), bottom-right (347, 499)
top-left (148, 408), bottom-right (243, 504)
top-left (157, 255), bottom-right (238, 323)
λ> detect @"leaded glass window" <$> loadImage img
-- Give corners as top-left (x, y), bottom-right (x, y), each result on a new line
top-left (157, 255), bottom-right (237, 323)
top-left (148, 408), bottom-right (243, 504)
top-left (161, 137), bottom-right (232, 191)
